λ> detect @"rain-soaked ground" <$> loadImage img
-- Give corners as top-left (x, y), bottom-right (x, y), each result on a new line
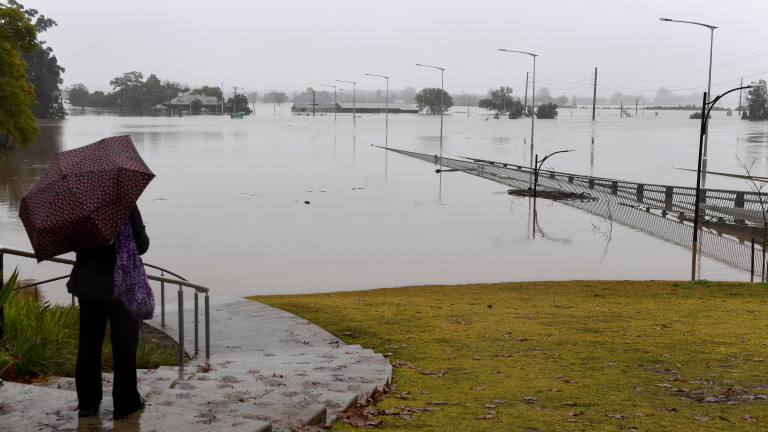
top-left (1, 104), bottom-right (767, 303)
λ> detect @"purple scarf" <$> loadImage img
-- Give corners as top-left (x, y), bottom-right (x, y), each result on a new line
top-left (114, 216), bottom-right (155, 320)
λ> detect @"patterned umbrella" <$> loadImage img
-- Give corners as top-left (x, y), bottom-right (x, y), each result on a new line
top-left (19, 136), bottom-right (155, 262)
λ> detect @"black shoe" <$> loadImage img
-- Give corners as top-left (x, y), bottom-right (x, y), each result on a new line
top-left (78, 406), bottom-right (100, 417)
top-left (113, 396), bottom-right (145, 419)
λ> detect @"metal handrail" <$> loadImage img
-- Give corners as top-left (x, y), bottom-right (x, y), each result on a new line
top-left (0, 246), bottom-right (211, 366)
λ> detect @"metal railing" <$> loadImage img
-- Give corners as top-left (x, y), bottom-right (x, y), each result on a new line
top-left (0, 246), bottom-right (211, 367)
top-left (385, 147), bottom-right (768, 280)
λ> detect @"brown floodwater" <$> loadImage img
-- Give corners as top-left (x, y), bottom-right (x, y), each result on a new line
top-left (1, 105), bottom-right (765, 304)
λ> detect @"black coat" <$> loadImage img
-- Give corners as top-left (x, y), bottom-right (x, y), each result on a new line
top-left (67, 205), bottom-right (149, 301)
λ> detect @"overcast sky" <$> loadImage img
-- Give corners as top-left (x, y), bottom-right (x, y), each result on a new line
top-left (17, 0), bottom-right (768, 104)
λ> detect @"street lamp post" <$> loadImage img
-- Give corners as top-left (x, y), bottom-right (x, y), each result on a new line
top-left (365, 73), bottom-right (390, 147)
top-left (660, 17), bottom-right (716, 186)
top-left (336, 80), bottom-right (357, 125)
top-left (691, 85), bottom-right (753, 280)
top-left (499, 49), bottom-right (537, 169)
top-left (319, 84), bottom-right (337, 120)
top-left (415, 63), bottom-right (446, 156)
top-left (533, 150), bottom-right (574, 200)
top-left (462, 91), bottom-right (470, 118)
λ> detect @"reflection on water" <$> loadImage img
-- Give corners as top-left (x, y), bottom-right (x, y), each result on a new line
top-left (1, 105), bottom-right (766, 303)
top-left (745, 130), bottom-right (768, 143)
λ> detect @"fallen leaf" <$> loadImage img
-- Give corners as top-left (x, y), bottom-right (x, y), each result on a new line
top-left (523, 396), bottom-right (538, 403)
top-left (693, 415), bottom-right (711, 421)
top-left (742, 415), bottom-right (757, 421)
top-left (606, 414), bottom-right (626, 419)
top-left (476, 414), bottom-right (496, 420)
top-left (470, 387), bottom-right (485, 391)
top-left (563, 401), bottom-right (577, 406)
top-left (566, 411), bottom-right (583, 416)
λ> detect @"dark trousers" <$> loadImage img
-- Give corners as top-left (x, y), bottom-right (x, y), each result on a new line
top-left (76, 299), bottom-right (141, 412)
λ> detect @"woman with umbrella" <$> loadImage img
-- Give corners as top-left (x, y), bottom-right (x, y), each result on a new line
top-left (19, 136), bottom-right (155, 418)
top-left (68, 204), bottom-right (150, 418)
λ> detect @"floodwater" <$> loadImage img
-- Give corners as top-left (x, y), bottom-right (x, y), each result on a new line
top-left (1, 104), bottom-right (767, 304)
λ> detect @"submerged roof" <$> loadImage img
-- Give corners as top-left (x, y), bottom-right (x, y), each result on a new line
top-left (169, 91), bottom-right (219, 106)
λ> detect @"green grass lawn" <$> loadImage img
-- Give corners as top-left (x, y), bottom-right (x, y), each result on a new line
top-left (252, 280), bottom-right (768, 431)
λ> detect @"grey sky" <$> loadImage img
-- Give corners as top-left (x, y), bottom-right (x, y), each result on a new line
top-left (19, 0), bottom-right (768, 104)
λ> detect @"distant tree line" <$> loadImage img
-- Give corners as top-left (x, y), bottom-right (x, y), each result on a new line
top-left (291, 87), bottom-right (417, 104)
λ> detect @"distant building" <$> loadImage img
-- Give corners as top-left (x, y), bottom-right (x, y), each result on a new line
top-left (291, 102), bottom-right (338, 113)
top-left (338, 102), bottom-right (418, 114)
top-left (166, 91), bottom-right (221, 113)
top-left (291, 102), bottom-right (418, 114)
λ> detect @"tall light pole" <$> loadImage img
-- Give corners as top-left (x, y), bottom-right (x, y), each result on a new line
top-left (415, 63), bottom-right (445, 156)
top-left (319, 84), bottom-right (337, 120)
top-left (462, 91), bottom-right (470, 118)
top-left (499, 49), bottom-right (537, 169)
top-left (365, 73), bottom-right (389, 147)
top-left (660, 17), bottom-right (716, 187)
top-left (336, 80), bottom-right (357, 125)
top-left (691, 85), bottom-right (753, 280)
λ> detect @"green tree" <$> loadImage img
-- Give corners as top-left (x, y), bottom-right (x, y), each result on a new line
top-left (110, 71), bottom-right (144, 114)
top-left (0, 5), bottom-right (39, 151)
top-left (744, 79), bottom-right (768, 120)
top-left (226, 94), bottom-right (251, 114)
top-left (415, 87), bottom-right (453, 114)
top-left (9, 1), bottom-right (65, 119)
top-left (65, 83), bottom-right (88, 112)
top-left (477, 86), bottom-right (525, 118)
top-left (193, 85), bottom-right (223, 101)
top-left (535, 102), bottom-right (558, 119)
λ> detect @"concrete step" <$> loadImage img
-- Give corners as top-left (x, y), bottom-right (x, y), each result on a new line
top-left (147, 296), bottom-right (345, 356)
top-left (14, 295), bottom-right (392, 431)
top-left (0, 380), bottom-right (272, 431)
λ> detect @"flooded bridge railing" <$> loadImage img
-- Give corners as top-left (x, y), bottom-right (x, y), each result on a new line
top-left (385, 147), bottom-right (768, 279)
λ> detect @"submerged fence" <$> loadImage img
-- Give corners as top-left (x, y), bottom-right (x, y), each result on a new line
top-left (385, 147), bottom-right (768, 278)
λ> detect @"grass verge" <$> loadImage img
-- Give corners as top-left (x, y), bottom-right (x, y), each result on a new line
top-left (253, 280), bottom-right (768, 431)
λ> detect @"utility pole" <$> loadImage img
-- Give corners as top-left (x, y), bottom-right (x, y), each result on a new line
top-left (232, 86), bottom-right (240, 113)
top-left (523, 72), bottom-right (529, 115)
top-left (221, 82), bottom-right (224, 115)
top-left (738, 77), bottom-right (743, 113)
top-left (592, 67), bottom-right (597, 121)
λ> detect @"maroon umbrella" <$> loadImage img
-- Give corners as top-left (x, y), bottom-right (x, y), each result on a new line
top-left (19, 136), bottom-right (155, 261)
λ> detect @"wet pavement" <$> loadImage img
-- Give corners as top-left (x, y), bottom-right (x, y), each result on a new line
top-left (0, 296), bottom-right (392, 431)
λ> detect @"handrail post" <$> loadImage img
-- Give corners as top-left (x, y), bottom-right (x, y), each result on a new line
top-left (194, 291), bottom-right (199, 358)
top-left (160, 278), bottom-right (166, 328)
top-left (1, 252), bottom-right (4, 340)
top-left (178, 285), bottom-right (185, 369)
top-left (205, 293), bottom-right (211, 363)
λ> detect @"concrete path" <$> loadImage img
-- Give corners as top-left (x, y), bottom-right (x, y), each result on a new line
top-left (0, 295), bottom-right (392, 431)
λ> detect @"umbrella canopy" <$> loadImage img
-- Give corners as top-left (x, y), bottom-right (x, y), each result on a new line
top-left (19, 136), bottom-right (155, 261)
